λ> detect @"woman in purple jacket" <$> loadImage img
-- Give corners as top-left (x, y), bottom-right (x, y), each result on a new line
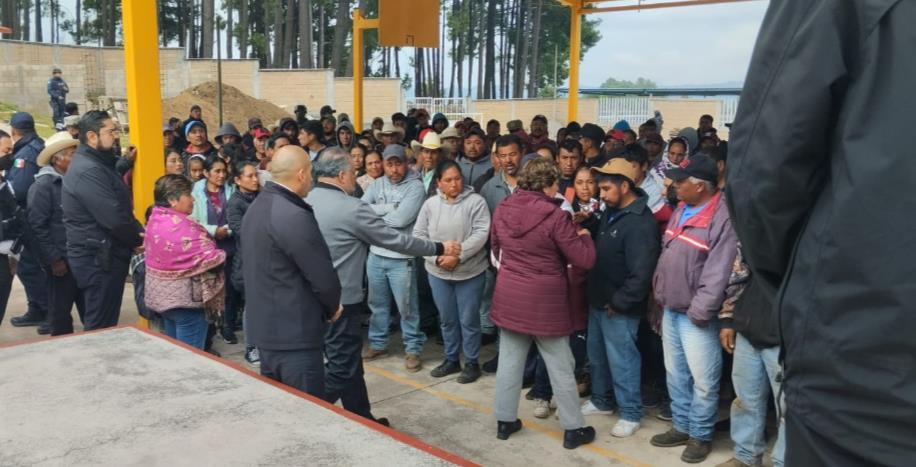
top-left (489, 158), bottom-right (597, 450)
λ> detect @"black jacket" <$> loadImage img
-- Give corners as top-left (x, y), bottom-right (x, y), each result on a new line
top-left (586, 193), bottom-right (659, 316)
top-left (226, 189), bottom-right (257, 291)
top-left (241, 182), bottom-right (341, 351)
top-left (62, 144), bottom-right (143, 260)
top-left (726, 1), bottom-right (914, 463)
top-left (26, 167), bottom-right (66, 266)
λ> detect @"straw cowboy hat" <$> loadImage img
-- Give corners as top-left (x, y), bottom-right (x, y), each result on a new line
top-left (373, 122), bottom-right (405, 142)
top-left (411, 130), bottom-right (442, 152)
top-left (439, 127), bottom-right (459, 140)
top-left (37, 132), bottom-right (78, 167)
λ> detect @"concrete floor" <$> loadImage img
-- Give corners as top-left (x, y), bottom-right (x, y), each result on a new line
top-left (0, 279), bottom-right (776, 467)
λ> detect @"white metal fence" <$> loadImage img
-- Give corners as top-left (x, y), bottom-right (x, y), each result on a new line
top-left (407, 97), bottom-right (474, 119)
top-left (718, 96), bottom-right (741, 126)
top-left (597, 96), bottom-right (653, 126)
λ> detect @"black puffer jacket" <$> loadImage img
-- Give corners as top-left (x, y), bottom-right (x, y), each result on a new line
top-left (726, 1), bottom-right (915, 463)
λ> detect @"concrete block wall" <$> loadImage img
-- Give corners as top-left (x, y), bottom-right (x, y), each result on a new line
top-left (650, 98), bottom-right (728, 140)
top-left (333, 78), bottom-right (404, 129)
top-left (259, 69), bottom-right (335, 112)
top-left (473, 98), bottom-right (600, 136)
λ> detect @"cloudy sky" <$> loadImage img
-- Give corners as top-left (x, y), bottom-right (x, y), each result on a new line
top-left (577, 1), bottom-right (769, 87)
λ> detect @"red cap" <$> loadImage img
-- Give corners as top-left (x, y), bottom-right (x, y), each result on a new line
top-left (607, 129), bottom-right (626, 141)
top-left (253, 127), bottom-right (271, 139)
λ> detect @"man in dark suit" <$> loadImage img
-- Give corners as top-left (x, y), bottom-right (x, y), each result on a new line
top-left (241, 145), bottom-right (342, 399)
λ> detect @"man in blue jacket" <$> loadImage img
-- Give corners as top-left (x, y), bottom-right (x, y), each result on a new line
top-left (6, 113), bottom-right (49, 328)
top-left (583, 158), bottom-right (660, 439)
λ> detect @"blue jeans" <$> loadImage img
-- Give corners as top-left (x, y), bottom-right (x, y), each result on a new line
top-left (477, 269), bottom-right (496, 335)
top-left (367, 254), bottom-right (426, 354)
top-left (162, 308), bottom-right (208, 349)
top-left (731, 333), bottom-right (785, 466)
top-left (428, 272), bottom-right (485, 364)
top-left (587, 308), bottom-right (643, 422)
top-left (662, 308), bottom-right (722, 441)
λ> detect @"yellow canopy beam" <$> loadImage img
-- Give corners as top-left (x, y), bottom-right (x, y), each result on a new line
top-left (353, 11), bottom-right (380, 133)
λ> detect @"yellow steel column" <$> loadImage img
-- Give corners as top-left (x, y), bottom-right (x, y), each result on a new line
top-left (352, 11), bottom-right (379, 132)
top-left (123, 0), bottom-right (164, 330)
top-left (122, 0), bottom-right (164, 222)
top-left (567, 4), bottom-right (582, 123)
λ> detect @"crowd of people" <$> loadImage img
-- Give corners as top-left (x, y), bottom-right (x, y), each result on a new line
top-left (1, 98), bottom-right (776, 465)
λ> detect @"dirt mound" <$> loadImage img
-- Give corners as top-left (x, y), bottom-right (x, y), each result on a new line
top-left (163, 82), bottom-right (291, 133)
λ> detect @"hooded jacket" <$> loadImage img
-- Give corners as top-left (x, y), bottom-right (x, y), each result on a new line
top-left (336, 120), bottom-right (356, 151)
top-left (653, 191), bottom-right (737, 325)
top-left (413, 186), bottom-right (491, 281)
top-left (226, 189), bottom-right (258, 291)
top-left (489, 189), bottom-right (596, 337)
top-left (726, 2), bottom-right (915, 461)
top-left (8, 132), bottom-right (44, 207)
top-left (309, 182), bottom-right (441, 306)
top-left (456, 151), bottom-right (493, 188)
top-left (361, 169), bottom-right (427, 259)
top-left (587, 193), bottom-right (660, 317)
top-left (26, 166), bottom-right (66, 266)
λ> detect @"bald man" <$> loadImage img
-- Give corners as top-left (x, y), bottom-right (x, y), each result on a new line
top-left (241, 145), bottom-right (342, 398)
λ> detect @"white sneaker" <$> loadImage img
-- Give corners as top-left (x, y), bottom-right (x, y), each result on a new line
top-left (611, 419), bottom-right (641, 438)
top-left (580, 400), bottom-right (615, 416)
top-left (533, 399), bottom-right (550, 418)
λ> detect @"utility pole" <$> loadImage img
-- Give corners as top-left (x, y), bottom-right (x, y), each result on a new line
top-left (216, 15), bottom-right (224, 126)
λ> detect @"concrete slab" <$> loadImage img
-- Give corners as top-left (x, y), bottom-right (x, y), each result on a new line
top-left (0, 327), bottom-right (471, 467)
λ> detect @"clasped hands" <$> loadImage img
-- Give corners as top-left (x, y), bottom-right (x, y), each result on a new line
top-left (437, 240), bottom-right (462, 271)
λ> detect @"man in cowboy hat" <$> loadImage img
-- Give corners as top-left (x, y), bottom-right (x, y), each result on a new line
top-left (439, 127), bottom-right (460, 161)
top-left (28, 132), bottom-right (85, 336)
top-left (374, 122), bottom-right (405, 149)
top-left (411, 130), bottom-right (443, 198)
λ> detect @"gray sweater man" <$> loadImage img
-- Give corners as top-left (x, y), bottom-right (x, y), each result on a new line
top-left (305, 148), bottom-right (460, 423)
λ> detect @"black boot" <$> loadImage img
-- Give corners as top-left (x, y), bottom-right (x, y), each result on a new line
top-left (36, 322), bottom-right (51, 335)
top-left (496, 419), bottom-right (522, 440)
top-left (482, 354), bottom-right (498, 373)
top-left (430, 359), bottom-right (461, 378)
top-left (457, 362), bottom-right (481, 384)
top-left (10, 311), bottom-right (45, 327)
top-left (563, 426), bottom-right (596, 450)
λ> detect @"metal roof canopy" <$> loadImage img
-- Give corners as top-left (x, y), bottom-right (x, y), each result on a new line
top-left (559, 87), bottom-right (743, 96)
top-left (558, 0), bottom-right (759, 122)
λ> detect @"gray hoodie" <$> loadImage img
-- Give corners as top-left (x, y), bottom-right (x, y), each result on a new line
top-left (413, 186), bottom-right (491, 281)
top-left (361, 169), bottom-right (427, 259)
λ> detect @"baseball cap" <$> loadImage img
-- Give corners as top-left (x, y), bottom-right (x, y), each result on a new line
top-left (579, 123), bottom-right (605, 147)
top-left (10, 112), bottom-right (35, 131)
top-left (591, 158), bottom-right (641, 184)
top-left (665, 154), bottom-right (718, 184)
top-left (247, 117), bottom-right (263, 130)
top-left (320, 105), bottom-right (336, 116)
top-left (507, 120), bottom-right (524, 132)
top-left (607, 129), bottom-right (626, 141)
top-left (253, 127), bottom-right (271, 139)
top-left (382, 144), bottom-right (407, 161)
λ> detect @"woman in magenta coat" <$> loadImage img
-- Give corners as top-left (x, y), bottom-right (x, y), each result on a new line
top-left (489, 158), bottom-right (597, 450)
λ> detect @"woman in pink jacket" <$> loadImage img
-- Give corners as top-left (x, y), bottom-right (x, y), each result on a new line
top-left (489, 158), bottom-right (597, 450)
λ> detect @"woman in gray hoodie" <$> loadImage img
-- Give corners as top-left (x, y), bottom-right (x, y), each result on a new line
top-left (413, 160), bottom-right (491, 384)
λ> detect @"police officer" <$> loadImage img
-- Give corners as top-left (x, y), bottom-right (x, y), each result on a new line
top-left (62, 111), bottom-right (143, 330)
top-left (6, 113), bottom-right (49, 328)
top-left (47, 68), bottom-right (69, 131)
top-left (0, 127), bottom-right (23, 326)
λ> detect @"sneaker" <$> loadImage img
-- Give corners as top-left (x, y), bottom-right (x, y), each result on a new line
top-left (362, 348), bottom-right (388, 361)
top-left (563, 426), bottom-right (596, 450)
top-left (496, 419), bottom-right (522, 440)
top-left (405, 353), bottom-right (422, 373)
top-left (650, 428), bottom-right (690, 448)
top-left (714, 458), bottom-right (754, 467)
top-left (482, 355), bottom-right (498, 373)
top-left (10, 312), bottom-right (45, 327)
top-left (457, 362), bottom-right (481, 384)
top-left (430, 359), bottom-right (461, 378)
top-left (611, 419), bottom-right (641, 438)
top-left (681, 439), bottom-right (712, 464)
top-left (244, 347), bottom-right (261, 366)
top-left (580, 400), bottom-right (614, 416)
top-left (219, 328), bottom-right (238, 345)
top-left (533, 399), bottom-right (550, 419)
top-left (657, 403), bottom-right (673, 421)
